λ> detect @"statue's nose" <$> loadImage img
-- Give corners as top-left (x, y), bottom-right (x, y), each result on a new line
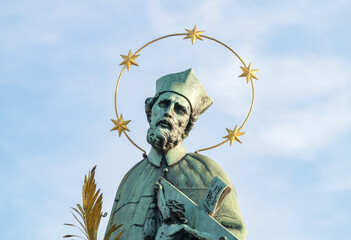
top-left (163, 104), bottom-right (175, 118)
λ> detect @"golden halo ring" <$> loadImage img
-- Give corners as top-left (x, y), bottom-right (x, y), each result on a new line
top-left (112, 26), bottom-right (259, 155)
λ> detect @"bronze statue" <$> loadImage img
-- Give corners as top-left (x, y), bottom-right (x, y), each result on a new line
top-left (105, 69), bottom-right (246, 240)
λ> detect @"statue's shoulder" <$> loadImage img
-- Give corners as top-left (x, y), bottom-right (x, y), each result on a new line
top-left (185, 153), bottom-right (223, 173)
top-left (117, 158), bottom-right (147, 192)
top-left (185, 153), bottom-right (233, 185)
top-left (185, 153), bottom-right (245, 238)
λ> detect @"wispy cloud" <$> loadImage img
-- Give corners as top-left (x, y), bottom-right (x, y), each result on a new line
top-left (1, 0), bottom-right (351, 240)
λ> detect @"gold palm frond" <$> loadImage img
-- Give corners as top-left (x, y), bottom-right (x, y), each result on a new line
top-left (103, 224), bottom-right (124, 240)
top-left (64, 166), bottom-right (123, 240)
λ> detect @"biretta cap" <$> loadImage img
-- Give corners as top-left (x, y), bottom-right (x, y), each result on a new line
top-left (156, 69), bottom-right (213, 116)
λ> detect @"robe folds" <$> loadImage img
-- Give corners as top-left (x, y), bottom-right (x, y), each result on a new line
top-left (105, 153), bottom-right (246, 240)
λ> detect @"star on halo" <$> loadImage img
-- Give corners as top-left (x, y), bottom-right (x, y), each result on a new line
top-left (239, 63), bottom-right (259, 83)
top-left (111, 114), bottom-right (131, 136)
top-left (119, 50), bottom-right (139, 71)
top-left (184, 26), bottom-right (204, 44)
top-left (223, 125), bottom-right (245, 145)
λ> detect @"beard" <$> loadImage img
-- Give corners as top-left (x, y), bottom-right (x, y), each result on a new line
top-left (147, 120), bottom-right (184, 152)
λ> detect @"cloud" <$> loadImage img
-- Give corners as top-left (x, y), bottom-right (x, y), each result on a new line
top-left (140, 0), bottom-right (351, 160)
top-left (1, 1), bottom-right (351, 240)
top-left (198, 53), bottom-right (351, 159)
top-left (321, 157), bottom-right (351, 191)
top-left (254, 55), bottom-right (351, 158)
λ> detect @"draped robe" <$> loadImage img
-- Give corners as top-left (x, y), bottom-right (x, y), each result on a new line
top-left (105, 144), bottom-right (246, 240)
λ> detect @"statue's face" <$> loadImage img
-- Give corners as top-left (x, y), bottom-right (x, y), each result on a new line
top-left (147, 92), bottom-right (191, 152)
top-left (151, 92), bottom-right (191, 131)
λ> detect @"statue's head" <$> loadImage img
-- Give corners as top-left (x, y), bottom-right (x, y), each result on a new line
top-left (145, 69), bottom-right (213, 152)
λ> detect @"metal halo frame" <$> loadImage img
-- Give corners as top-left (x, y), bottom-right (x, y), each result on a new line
top-left (112, 26), bottom-right (258, 156)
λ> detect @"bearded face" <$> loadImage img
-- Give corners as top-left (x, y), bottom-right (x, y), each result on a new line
top-left (146, 92), bottom-right (191, 152)
top-left (146, 118), bottom-right (184, 152)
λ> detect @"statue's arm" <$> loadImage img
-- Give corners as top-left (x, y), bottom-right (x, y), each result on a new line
top-left (213, 188), bottom-right (246, 240)
top-left (104, 159), bottom-right (145, 239)
top-left (210, 172), bottom-right (246, 240)
top-left (189, 153), bottom-right (246, 240)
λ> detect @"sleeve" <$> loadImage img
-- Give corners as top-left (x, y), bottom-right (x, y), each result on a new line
top-left (104, 159), bottom-right (145, 240)
top-left (213, 187), bottom-right (246, 240)
top-left (190, 153), bottom-right (247, 240)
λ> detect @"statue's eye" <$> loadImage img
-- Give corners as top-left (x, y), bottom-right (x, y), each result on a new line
top-left (158, 100), bottom-right (169, 108)
top-left (175, 104), bottom-right (187, 115)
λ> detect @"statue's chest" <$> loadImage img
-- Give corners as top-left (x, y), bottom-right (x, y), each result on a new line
top-left (118, 160), bottom-right (212, 206)
top-left (114, 160), bottom-right (212, 239)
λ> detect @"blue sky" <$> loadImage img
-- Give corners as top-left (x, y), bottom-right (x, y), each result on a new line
top-left (1, 0), bottom-right (351, 239)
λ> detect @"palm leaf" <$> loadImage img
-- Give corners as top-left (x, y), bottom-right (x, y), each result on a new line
top-left (64, 224), bottom-right (88, 239)
top-left (63, 166), bottom-right (124, 240)
top-left (76, 204), bottom-right (85, 218)
top-left (63, 234), bottom-right (85, 239)
top-left (114, 229), bottom-right (124, 240)
top-left (103, 224), bottom-right (122, 240)
top-left (70, 212), bottom-right (87, 237)
top-left (72, 206), bottom-right (84, 221)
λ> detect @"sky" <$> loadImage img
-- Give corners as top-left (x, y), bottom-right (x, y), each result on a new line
top-left (1, 0), bottom-right (351, 239)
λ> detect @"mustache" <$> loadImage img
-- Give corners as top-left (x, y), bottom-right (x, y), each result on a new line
top-left (156, 119), bottom-right (175, 130)
top-left (147, 119), bottom-right (182, 152)
top-left (147, 126), bottom-right (177, 152)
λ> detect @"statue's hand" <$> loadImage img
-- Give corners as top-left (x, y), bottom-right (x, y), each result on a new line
top-left (156, 223), bottom-right (227, 240)
top-left (144, 217), bottom-right (158, 237)
top-left (155, 224), bottom-right (185, 240)
top-left (155, 181), bottom-right (163, 191)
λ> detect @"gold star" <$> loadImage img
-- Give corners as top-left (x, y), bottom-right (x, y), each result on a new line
top-left (184, 26), bottom-right (204, 44)
top-left (239, 63), bottom-right (259, 83)
top-left (111, 114), bottom-right (131, 136)
top-left (119, 50), bottom-right (139, 71)
top-left (223, 125), bottom-right (245, 145)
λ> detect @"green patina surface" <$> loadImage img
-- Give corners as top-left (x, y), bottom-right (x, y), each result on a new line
top-left (105, 69), bottom-right (246, 240)
top-left (105, 153), bottom-right (246, 240)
